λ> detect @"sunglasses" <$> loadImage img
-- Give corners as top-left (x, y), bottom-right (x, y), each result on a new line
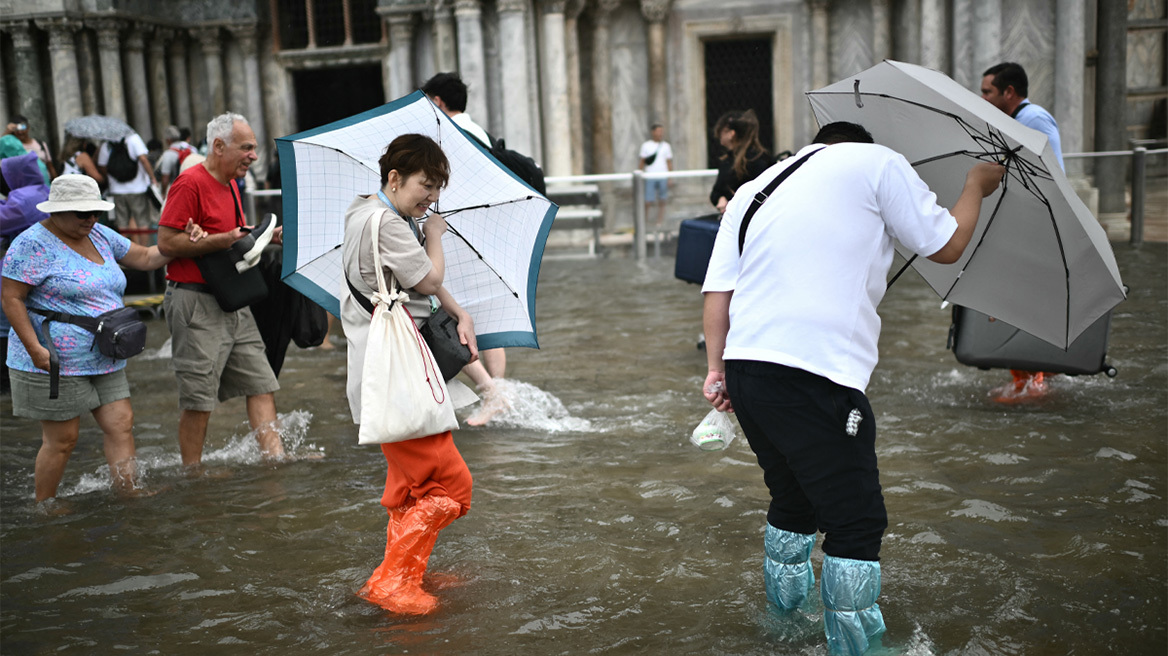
top-left (72, 211), bottom-right (99, 220)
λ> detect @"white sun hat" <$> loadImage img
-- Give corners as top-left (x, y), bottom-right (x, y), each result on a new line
top-left (36, 174), bottom-right (115, 214)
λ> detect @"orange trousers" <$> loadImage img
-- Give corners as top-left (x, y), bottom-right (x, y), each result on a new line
top-left (379, 431), bottom-right (472, 516)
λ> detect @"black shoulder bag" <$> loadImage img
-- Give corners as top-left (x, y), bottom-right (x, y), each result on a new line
top-left (194, 182), bottom-right (268, 312)
top-left (737, 147), bottom-right (823, 254)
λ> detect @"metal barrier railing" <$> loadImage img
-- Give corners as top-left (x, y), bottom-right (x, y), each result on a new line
top-left (246, 145), bottom-right (1164, 260)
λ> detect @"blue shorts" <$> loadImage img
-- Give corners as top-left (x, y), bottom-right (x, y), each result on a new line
top-left (645, 179), bottom-right (668, 203)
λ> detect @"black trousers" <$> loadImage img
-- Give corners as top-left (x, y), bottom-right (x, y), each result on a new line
top-left (726, 360), bottom-right (887, 562)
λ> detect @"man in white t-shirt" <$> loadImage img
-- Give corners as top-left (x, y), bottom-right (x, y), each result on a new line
top-left (638, 124), bottom-right (673, 229)
top-left (701, 122), bottom-right (1003, 656)
top-left (97, 130), bottom-right (160, 246)
top-left (156, 125), bottom-right (195, 198)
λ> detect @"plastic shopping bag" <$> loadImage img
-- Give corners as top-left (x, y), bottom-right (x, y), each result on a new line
top-left (690, 408), bottom-right (737, 451)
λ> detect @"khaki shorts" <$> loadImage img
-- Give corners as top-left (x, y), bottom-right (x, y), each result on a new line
top-left (10, 368), bottom-right (131, 421)
top-left (112, 191), bottom-right (159, 230)
top-left (163, 286), bottom-right (279, 412)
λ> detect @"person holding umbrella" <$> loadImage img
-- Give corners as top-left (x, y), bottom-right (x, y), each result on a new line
top-left (702, 122), bottom-right (1003, 655)
top-left (340, 133), bottom-right (477, 615)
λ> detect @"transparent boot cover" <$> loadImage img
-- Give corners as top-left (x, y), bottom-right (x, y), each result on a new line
top-left (764, 525), bottom-right (816, 611)
top-left (822, 556), bottom-right (886, 656)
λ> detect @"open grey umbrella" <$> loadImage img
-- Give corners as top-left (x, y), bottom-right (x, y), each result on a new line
top-left (62, 115), bottom-right (134, 141)
top-left (807, 60), bottom-right (1125, 349)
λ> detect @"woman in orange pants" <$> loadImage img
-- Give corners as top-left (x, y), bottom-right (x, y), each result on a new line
top-left (339, 134), bottom-right (478, 614)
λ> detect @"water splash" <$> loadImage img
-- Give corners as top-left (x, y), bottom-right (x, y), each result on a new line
top-left (202, 409), bottom-right (324, 464)
top-left (464, 380), bottom-right (593, 432)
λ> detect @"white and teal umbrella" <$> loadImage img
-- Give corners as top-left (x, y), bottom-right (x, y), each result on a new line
top-left (807, 60), bottom-right (1125, 349)
top-left (275, 91), bottom-right (556, 350)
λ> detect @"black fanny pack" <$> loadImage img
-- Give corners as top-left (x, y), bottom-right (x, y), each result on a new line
top-left (30, 306), bottom-right (148, 399)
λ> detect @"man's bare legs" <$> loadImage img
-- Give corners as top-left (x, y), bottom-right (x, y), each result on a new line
top-left (247, 393), bottom-right (285, 459)
top-left (178, 393), bottom-right (283, 467)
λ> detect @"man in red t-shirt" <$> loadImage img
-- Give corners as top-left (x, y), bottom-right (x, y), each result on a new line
top-left (157, 112), bottom-right (285, 467)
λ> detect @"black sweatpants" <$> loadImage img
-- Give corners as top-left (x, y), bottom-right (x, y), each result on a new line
top-left (726, 360), bottom-right (887, 562)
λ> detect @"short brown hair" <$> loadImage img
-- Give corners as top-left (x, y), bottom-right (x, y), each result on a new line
top-left (379, 134), bottom-right (450, 189)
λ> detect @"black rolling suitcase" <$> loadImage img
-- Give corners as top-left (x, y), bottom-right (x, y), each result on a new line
top-left (674, 214), bottom-right (721, 284)
top-left (947, 306), bottom-right (1117, 377)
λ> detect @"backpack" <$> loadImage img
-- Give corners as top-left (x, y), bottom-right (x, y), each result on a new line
top-left (170, 144), bottom-right (193, 167)
top-left (473, 132), bottom-right (546, 195)
top-left (107, 139), bottom-right (139, 182)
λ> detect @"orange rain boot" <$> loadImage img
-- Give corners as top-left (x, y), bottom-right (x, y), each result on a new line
top-left (359, 494), bottom-right (462, 615)
top-left (995, 370), bottom-right (1047, 403)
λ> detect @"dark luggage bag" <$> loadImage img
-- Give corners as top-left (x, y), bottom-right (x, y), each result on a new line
top-left (674, 214), bottom-right (721, 284)
top-left (948, 306), bottom-right (1117, 377)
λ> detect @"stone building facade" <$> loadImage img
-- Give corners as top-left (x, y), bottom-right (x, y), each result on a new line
top-left (0, 0), bottom-right (1163, 192)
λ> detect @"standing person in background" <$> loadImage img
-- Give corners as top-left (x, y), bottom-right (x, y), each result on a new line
top-left (421, 72), bottom-right (491, 148)
top-left (156, 125), bottom-right (195, 198)
top-left (97, 129), bottom-right (160, 246)
top-left (638, 123), bottom-right (674, 233)
top-left (702, 122), bottom-right (1003, 656)
top-left (980, 61), bottom-right (1062, 400)
top-left (6, 116), bottom-right (57, 180)
top-left (709, 110), bottom-right (775, 214)
top-left (58, 135), bottom-right (105, 187)
top-left (155, 112), bottom-right (285, 468)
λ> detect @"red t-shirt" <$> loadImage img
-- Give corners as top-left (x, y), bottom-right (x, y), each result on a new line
top-left (158, 165), bottom-right (244, 284)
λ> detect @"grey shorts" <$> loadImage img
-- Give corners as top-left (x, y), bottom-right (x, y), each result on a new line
top-left (164, 286), bottom-right (279, 412)
top-left (9, 368), bottom-right (131, 421)
top-left (112, 191), bottom-right (159, 230)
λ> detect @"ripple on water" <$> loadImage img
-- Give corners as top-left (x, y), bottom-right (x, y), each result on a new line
top-left (948, 499), bottom-right (1029, 523)
top-left (55, 572), bottom-right (199, 599)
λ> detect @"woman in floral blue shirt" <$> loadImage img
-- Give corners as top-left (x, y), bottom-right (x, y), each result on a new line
top-left (1, 175), bottom-right (202, 502)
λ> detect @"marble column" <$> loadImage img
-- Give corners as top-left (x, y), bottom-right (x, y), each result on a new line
top-left (920, 0), bottom-right (949, 73)
top-left (454, 0), bottom-right (489, 125)
top-left (93, 19), bottom-right (127, 120)
top-left (76, 29), bottom-right (100, 115)
top-left (642, 0), bottom-right (669, 126)
top-left (38, 18), bottom-right (83, 140)
top-left (194, 27), bottom-right (226, 118)
top-left (124, 27), bottom-right (153, 138)
top-left (872, 0), bottom-right (891, 62)
top-left (497, 0), bottom-right (534, 155)
top-left (1094, 0), bottom-right (1126, 213)
top-left (0, 53), bottom-right (7, 126)
top-left (167, 36), bottom-right (193, 132)
top-left (187, 42), bottom-right (210, 140)
top-left (893, 0), bottom-right (920, 63)
top-left (565, 0), bottom-right (586, 174)
top-left (810, 0), bottom-right (830, 90)
top-left (1055, 0), bottom-right (1086, 178)
top-left (432, 0), bottom-right (458, 73)
top-left (538, 0), bottom-right (571, 176)
top-left (7, 22), bottom-right (48, 141)
top-left (970, 0), bottom-right (1001, 85)
top-left (147, 30), bottom-right (172, 138)
top-left (591, 0), bottom-right (621, 173)
top-left (260, 26), bottom-right (296, 149)
top-left (224, 30), bottom-right (248, 114)
top-left (383, 15), bottom-right (416, 102)
top-left (230, 22), bottom-right (268, 181)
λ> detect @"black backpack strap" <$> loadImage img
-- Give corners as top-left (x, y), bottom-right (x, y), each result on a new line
top-left (737, 147), bottom-right (824, 255)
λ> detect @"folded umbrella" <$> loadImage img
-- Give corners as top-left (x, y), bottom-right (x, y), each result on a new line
top-left (807, 60), bottom-right (1125, 349)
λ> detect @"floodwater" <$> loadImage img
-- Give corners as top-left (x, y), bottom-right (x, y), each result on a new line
top-left (2, 244), bottom-right (1165, 655)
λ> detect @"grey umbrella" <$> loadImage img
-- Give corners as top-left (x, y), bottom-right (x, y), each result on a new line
top-left (62, 115), bottom-right (134, 141)
top-left (807, 60), bottom-right (1126, 349)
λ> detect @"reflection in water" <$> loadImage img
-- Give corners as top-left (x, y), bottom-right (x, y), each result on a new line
top-left (1, 245), bottom-right (1165, 655)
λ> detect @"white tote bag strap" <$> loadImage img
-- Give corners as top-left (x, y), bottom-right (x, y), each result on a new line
top-left (367, 209), bottom-right (406, 308)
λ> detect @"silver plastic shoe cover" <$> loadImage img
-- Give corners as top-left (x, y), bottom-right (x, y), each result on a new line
top-left (763, 525), bottom-right (816, 610)
top-left (821, 556), bottom-right (886, 656)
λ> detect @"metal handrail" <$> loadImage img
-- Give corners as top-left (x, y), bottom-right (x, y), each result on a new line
top-left (247, 147), bottom-right (1163, 258)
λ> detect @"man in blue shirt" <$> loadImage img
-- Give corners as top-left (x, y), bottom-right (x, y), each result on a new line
top-left (980, 62), bottom-right (1063, 400)
top-left (981, 62), bottom-right (1064, 169)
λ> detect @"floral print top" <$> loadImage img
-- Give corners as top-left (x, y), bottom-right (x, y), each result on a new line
top-left (3, 222), bottom-right (132, 375)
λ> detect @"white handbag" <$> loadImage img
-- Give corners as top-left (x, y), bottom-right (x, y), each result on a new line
top-left (356, 210), bottom-right (458, 445)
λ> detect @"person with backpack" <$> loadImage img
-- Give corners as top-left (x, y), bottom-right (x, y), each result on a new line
top-left (156, 125), bottom-right (194, 198)
top-left (97, 129), bottom-right (160, 246)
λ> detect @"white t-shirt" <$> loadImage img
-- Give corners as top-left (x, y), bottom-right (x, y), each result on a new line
top-left (703, 142), bottom-right (958, 391)
top-left (639, 140), bottom-right (672, 173)
top-left (452, 112), bottom-right (492, 149)
top-left (96, 133), bottom-right (150, 194)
